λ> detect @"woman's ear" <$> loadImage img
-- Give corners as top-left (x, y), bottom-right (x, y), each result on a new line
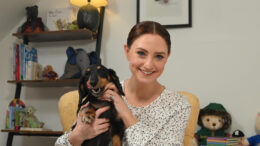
top-left (124, 44), bottom-right (130, 61)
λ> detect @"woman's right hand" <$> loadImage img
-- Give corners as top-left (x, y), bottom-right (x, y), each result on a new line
top-left (68, 103), bottom-right (110, 146)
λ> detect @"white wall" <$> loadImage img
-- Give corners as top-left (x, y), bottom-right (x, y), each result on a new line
top-left (0, 0), bottom-right (260, 145)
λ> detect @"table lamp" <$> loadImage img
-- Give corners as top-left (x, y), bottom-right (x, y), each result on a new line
top-left (70, 0), bottom-right (108, 8)
top-left (70, 0), bottom-right (107, 31)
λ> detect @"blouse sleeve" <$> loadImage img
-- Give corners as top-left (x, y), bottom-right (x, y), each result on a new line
top-left (55, 131), bottom-right (73, 146)
top-left (154, 104), bottom-right (191, 145)
top-left (123, 94), bottom-right (191, 146)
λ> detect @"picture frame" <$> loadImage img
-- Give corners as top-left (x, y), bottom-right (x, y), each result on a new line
top-left (137, 0), bottom-right (192, 28)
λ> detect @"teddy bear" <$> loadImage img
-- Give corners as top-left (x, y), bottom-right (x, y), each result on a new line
top-left (241, 112), bottom-right (260, 146)
top-left (194, 103), bottom-right (232, 146)
top-left (22, 106), bottom-right (44, 128)
top-left (42, 65), bottom-right (58, 80)
top-left (20, 5), bottom-right (45, 33)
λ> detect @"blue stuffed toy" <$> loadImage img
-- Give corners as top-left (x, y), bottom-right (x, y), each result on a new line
top-left (60, 46), bottom-right (90, 79)
top-left (241, 112), bottom-right (260, 146)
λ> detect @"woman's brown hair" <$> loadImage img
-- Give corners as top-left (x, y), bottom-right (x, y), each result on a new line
top-left (127, 21), bottom-right (171, 54)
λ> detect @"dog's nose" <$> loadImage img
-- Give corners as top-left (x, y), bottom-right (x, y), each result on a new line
top-left (212, 123), bottom-right (216, 127)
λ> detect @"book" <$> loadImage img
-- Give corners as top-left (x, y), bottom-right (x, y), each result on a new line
top-left (5, 110), bottom-right (9, 129)
top-left (23, 46), bottom-right (38, 80)
top-left (15, 110), bottom-right (25, 130)
top-left (19, 44), bottom-right (25, 80)
top-left (46, 7), bottom-right (76, 31)
top-left (207, 137), bottom-right (239, 146)
top-left (14, 43), bottom-right (20, 80)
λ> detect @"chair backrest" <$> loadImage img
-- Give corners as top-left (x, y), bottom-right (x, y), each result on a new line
top-left (179, 91), bottom-right (200, 146)
top-left (58, 90), bottom-right (79, 132)
top-left (58, 90), bottom-right (200, 145)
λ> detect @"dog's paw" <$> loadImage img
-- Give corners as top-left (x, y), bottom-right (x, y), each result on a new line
top-left (79, 107), bottom-right (96, 124)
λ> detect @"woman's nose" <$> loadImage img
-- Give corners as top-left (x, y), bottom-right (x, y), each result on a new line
top-left (143, 58), bottom-right (154, 70)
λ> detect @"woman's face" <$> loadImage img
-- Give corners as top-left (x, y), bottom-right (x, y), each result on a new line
top-left (124, 34), bottom-right (170, 84)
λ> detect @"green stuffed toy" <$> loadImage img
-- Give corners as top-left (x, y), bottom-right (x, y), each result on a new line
top-left (195, 103), bottom-right (232, 146)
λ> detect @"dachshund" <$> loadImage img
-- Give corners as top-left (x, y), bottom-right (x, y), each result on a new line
top-left (74, 64), bottom-right (125, 146)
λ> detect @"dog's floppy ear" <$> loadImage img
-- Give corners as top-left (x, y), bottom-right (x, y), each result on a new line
top-left (108, 68), bottom-right (125, 96)
top-left (78, 75), bottom-right (89, 113)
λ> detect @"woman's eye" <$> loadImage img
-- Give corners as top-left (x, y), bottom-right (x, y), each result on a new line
top-left (137, 51), bottom-right (145, 56)
top-left (156, 55), bottom-right (164, 60)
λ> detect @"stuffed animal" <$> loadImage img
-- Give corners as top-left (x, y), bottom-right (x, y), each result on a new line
top-left (60, 46), bottom-right (90, 79)
top-left (20, 5), bottom-right (45, 33)
top-left (22, 106), bottom-right (44, 128)
top-left (194, 103), bottom-right (232, 146)
top-left (232, 129), bottom-right (245, 146)
top-left (241, 112), bottom-right (260, 146)
top-left (42, 65), bottom-right (58, 80)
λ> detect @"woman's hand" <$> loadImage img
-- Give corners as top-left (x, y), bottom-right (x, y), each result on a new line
top-left (68, 103), bottom-right (110, 146)
top-left (99, 83), bottom-right (138, 128)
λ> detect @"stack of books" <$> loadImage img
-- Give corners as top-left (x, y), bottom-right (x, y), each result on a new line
top-left (207, 137), bottom-right (239, 146)
top-left (12, 42), bottom-right (42, 80)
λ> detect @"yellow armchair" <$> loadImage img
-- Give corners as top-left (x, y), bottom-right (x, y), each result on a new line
top-left (58, 90), bottom-right (200, 146)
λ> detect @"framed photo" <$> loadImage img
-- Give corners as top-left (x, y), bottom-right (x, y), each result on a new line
top-left (137, 0), bottom-right (192, 28)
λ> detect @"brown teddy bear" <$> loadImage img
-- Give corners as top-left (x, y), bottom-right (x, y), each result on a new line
top-left (42, 65), bottom-right (58, 80)
top-left (194, 103), bottom-right (232, 146)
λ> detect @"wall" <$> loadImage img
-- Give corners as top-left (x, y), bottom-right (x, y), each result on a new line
top-left (0, 0), bottom-right (260, 145)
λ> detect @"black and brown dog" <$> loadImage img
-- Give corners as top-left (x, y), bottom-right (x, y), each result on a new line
top-left (74, 64), bottom-right (125, 146)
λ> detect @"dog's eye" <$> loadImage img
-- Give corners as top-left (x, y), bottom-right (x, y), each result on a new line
top-left (206, 118), bottom-right (210, 122)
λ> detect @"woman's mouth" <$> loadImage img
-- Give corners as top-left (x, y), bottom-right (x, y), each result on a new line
top-left (139, 68), bottom-right (154, 75)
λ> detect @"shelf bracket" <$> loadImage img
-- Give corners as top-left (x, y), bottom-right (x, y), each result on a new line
top-left (14, 83), bottom-right (22, 99)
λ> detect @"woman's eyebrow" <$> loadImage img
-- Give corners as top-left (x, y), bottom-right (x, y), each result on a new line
top-left (136, 48), bottom-right (148, 53)
top-left (136, 48), bottom-right (167, 55)
top-left (155, 52), bottom-right (167, 55)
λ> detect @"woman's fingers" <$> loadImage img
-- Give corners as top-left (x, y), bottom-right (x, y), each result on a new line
top-left (80, 102), bottom-right (89, 109)
top-left (94, 121), bottom-right (110, 130)
top-left (94, 118), bottom-right (109, 125)
top-left (95, 126), bottom-right (109, 135)
top-left (105, 82), bottom-right (119, 93)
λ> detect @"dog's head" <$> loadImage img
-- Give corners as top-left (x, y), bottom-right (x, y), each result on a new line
top-left (79, 64), bottom-right (125, 101)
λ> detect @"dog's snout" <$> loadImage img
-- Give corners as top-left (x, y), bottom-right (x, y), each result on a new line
top-left (89, 68), bottom-right (98, 87)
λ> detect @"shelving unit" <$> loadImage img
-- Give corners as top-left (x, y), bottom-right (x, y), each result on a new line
top-left (1, 129), bottom-right (63, 146)
top-left (2, 6), bottom-right (106, 146)
top-left (12, 29), bottom-right (97, 42)
top-left (7, 79), bottom-right (80, 87)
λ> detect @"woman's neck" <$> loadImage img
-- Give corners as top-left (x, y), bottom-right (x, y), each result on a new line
top-left (124, 77), bottom-right (164, 107)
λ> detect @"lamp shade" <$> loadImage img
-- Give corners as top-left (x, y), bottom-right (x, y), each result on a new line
top-left (70, 0), bottom-right (108, 8)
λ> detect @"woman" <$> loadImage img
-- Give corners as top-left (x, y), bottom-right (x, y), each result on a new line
top-left (55, 21), bottom-right (191, 146)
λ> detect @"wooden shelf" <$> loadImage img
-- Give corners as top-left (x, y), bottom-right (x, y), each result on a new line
top-left (7, 79), bottom-right (79, 87)
top-left (12, 29), bottom-right (97, 42)
top-left (1, 129), bottom-right (63, 136)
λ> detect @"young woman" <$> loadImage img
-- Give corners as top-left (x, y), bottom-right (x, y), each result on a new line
top-left (55, 21), bottom-right (191, 146)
